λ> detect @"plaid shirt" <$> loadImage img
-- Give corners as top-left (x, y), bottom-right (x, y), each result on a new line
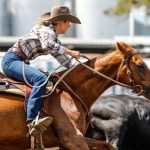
top-left (13, 23), bottom-right (71, 67)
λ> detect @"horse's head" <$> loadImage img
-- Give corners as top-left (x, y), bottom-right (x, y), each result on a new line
top-left (117, 42), bottom-right (150, 99)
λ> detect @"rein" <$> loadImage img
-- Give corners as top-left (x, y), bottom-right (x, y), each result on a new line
top-left (41, 56), bottom-right (92, 134)
top-left (76, 53), bottom-right (146, 96)
top-left (54, 74), bottom-right (92, 134)
top-left (22, 57), bottom-right (73, 89)
top-left (75, 59), bottom-right (132, 89)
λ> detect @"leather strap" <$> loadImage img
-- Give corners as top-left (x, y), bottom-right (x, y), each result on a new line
top-left (11, 48), bottom-right (29, 64)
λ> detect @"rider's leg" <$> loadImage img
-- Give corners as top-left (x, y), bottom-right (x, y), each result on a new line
top-left (1, 51), bottom-right (53, 135)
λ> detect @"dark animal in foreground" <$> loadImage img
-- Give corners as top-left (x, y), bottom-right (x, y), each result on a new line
top-left (87, 94), bottom-right (150, 150)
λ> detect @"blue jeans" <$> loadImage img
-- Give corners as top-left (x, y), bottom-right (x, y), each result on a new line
top-left (1, 51), bottom-right (48, 122)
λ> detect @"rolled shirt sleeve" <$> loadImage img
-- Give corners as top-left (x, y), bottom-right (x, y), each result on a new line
top-left (58, 45), bottom-right (65, 54)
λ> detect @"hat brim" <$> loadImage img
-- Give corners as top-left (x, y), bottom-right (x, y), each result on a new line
top-left (39, 12), bottom-right (81, 24)
top-left (49, 14), bottom-right (81, 24)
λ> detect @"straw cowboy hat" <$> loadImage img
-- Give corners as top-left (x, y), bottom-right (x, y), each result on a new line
top-left (39, 5), bottom-right (81, 24)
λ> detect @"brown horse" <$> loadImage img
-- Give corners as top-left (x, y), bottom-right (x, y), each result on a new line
top-left (0, 42), bottom-right (150, 150)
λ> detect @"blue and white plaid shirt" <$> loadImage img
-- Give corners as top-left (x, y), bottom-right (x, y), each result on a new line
top-left (13, 23), bottom-right (71, 67)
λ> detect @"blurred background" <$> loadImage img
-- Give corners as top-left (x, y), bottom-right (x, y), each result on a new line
top-left (0, 0), bottom-right (150, 96)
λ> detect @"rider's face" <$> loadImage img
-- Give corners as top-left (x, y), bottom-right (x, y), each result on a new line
top-left (56, 21), bottom-right (70, 34)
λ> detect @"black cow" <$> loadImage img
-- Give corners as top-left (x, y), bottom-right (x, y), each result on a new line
top-left (86, 94), bottom-right (150, 150)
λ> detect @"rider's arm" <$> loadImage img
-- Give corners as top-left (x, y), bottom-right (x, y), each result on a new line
top-left (39, 28), bottom-right (80, 58)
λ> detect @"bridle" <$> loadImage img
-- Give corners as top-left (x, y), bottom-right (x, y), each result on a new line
top-left (124, 53), bottom-right (143, 95)
top-left (116, 52), bottom-right (149, 96)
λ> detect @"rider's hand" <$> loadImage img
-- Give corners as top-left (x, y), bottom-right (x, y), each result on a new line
top-left (64, 49), bottom-right (81, 59)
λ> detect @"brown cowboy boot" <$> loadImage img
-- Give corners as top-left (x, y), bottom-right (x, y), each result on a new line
top-left (28, 116), bottom-right (53, 136)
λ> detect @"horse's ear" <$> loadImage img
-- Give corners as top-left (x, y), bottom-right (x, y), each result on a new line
top-left (116, 42), bottom-right (126, 52)
top-left (117, 42), bottom-right (134, 58)
top-left (120, 42), bottom-right (129, 48)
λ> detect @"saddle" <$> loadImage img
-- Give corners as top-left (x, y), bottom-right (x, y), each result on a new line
top-left (0, 72), bottom-right (31, 96)
top-left (0, 71), bottom-right (53, 110)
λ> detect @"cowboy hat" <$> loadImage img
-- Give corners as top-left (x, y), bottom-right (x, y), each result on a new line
top-left (39, 5), bottom-right (81, 24)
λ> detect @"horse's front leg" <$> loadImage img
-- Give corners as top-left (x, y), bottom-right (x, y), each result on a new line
top-left (44, 92), bottom-right (89, 150)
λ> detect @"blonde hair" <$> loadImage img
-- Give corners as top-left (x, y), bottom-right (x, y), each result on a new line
top-left (36, 19), bottom-right (51, 26)
top-left (36, 19), bottom-right (67, 26)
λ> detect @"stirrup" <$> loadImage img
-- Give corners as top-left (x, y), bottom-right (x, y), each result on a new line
top-left (28, 116), bottom-right (53, 136)
top-left (28, 134), bottom-right (45, 150)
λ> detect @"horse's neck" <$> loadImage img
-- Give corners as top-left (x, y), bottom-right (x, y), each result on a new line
top-left (64, 51), bottom-right (123, 109)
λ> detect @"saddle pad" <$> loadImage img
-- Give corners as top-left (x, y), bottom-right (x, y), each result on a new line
top-left (4, 88), bottom-right (25, 97)
top-left (4, 86), bottom-right (53, 97)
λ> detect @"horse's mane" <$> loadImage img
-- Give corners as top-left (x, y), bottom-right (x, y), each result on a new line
top-left (55, 48), bottom-right (123, 80)
top-left (91, 45), bottom-right (123, 61)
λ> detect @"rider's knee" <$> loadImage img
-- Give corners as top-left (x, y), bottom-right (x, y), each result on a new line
top-left (40, 74), bottom-right (47, 82)
top-left (33, 74), bottom-right (47, 85)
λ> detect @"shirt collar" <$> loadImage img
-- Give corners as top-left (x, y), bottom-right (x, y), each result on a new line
top-left (49, 23), bottom-right (58, 40)
top-left (49, 23), bottom-right (56, 32)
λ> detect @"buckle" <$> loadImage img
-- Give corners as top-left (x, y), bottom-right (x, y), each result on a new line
top-left (24, 59), bottom-right (30, 64)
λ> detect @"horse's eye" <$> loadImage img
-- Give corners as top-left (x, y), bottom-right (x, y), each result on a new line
top-left (136, 64), bottom-right (145, 73)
